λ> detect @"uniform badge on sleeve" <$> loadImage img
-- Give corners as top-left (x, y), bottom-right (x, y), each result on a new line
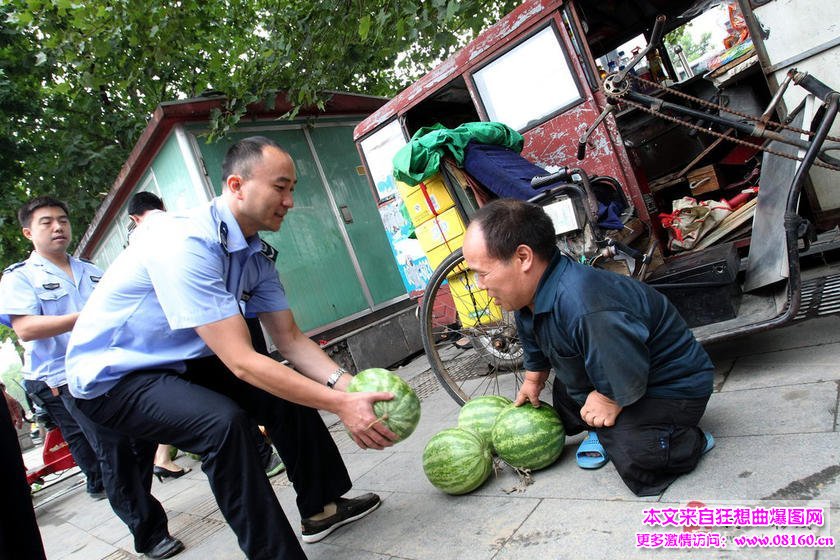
top-left (260, 240), bottom-right (278, 262)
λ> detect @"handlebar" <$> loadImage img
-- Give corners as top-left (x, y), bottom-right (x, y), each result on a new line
top-left (530, 167), bottom-right (571, 188)
top-left (792, 71), bottom-right (837, 103)
top-left (530, 168), bottom-right (600, 226)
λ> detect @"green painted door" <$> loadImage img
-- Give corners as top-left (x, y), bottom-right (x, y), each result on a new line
top-left (195, 128), bottom-right (369, 331)
top-left (306, 125), bottom-right (404, 305)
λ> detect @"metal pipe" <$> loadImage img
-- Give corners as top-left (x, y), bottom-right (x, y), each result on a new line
top-left (616, 15), bottom-right (667, 82)
top-left (674, 45), bottom-right (694, 79)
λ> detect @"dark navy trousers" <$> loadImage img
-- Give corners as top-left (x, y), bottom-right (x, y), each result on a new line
top-left (24, 379), bottom-right (103, 494)
top-left (552, 381), bottom-right (710, 496)
top-left (74, 356), bottom-right (352, 560)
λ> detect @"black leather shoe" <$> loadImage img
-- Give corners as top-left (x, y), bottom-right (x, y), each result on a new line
top-left (144, 536), bottom-right (184, 559)
top-left (301, 493), bottom-right (381, 543)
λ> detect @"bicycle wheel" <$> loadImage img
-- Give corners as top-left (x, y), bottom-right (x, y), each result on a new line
top-left (420, 248), bottom-right (528, 405)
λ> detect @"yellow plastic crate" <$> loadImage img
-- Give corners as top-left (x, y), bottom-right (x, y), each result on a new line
top-left (447, 271), bottom-right (503, 327)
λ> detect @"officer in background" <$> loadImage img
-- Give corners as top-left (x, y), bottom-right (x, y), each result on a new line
top-left (0, 196), bottom-right (182, 559)
top-left (0, 196), bottom-right (105, 500)
top-left (66, 136), bottom-right (397, 560)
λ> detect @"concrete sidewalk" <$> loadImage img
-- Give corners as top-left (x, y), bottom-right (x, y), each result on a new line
top-left (31, 315), bottom-right (840, 559)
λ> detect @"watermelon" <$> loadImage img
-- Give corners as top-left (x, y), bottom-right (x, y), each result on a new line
top-left (491, 401), bottom-right (565, 470)
top-left (347, 368), bottom-right (421, 442)
top-left (422, 428), bottom-right (493, 495)
top-left (457, 395), bottom-right (512, 451)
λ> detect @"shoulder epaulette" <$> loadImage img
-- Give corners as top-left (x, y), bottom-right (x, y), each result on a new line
top-left (260, 240), bottom-right (278, 262)
top-left (3, 261), bottom-right (25, 274)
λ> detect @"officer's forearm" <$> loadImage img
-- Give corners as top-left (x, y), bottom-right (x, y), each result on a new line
top-left (276, 334), bottom-right (341, 386)
top-left (10, 313), bottom-right (79, 341)
top-left (197, 316), bottom-right (346, 412)
top-left (231, 351), bottom-right (359, 414)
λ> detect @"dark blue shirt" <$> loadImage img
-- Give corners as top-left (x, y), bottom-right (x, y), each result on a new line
top-left (516, 251), bottom-right (713, 406)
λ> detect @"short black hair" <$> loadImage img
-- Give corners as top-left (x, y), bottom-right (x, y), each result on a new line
top-left (18, 196), bottom-right (69, 228)
top-left (221, 136), bottom-right (287, 185)
top-left (127, 191), bottom-right (164, 216)
top-left (469, 199), bottom-right (556, 262)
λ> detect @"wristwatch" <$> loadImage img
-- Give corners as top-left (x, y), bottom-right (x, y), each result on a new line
top-left (326, 367), bottom-right (348, 388)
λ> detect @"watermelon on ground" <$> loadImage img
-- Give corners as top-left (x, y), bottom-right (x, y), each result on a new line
top-left (491, 401), bottom-right (565, 470)
top-left (422, 428), bottom-right (493, 495)
top-left (347, 368), bottom-right (421, 442)
top-left (457, 395), bottom-right (512, 451)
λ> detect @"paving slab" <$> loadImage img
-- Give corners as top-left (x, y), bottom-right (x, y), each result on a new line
top-left (322, 491), bottom-right (541, 560)
top-left (663, 432), bottom-right (840, 503)
top-left (702, 381), bottom-right (838, 437)
top-left (705, 315), bottom-right (840, 360)
top-left (722, 364), bottom-right (840, 392)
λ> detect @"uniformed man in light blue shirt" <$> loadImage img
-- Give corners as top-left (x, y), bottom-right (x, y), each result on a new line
top-left (0, 196), bottom-right (105, 500)
top-left (66, 136), bottom-right (398, 560)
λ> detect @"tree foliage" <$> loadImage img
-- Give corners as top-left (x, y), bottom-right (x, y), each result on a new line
top-left (0, 0), bottom-right (520, 266)
top-left (664, 24), bottom-right (713, 64)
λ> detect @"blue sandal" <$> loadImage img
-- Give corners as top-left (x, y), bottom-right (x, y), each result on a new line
top-left (576, 431), bottom-right (609, 469)
top-left (702, 432), bottom-right (715, 454)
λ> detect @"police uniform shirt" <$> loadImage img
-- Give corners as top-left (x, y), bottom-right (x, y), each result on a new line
top-left (515, 250), bottom-right (714, 407)
top-left (66, 197), bottom-right (289, 399)
top-left (0, 252), bottom-right (103, 387)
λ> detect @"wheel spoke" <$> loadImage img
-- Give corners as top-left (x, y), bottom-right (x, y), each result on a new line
top-left (420, 249), bottom-right (534, 405)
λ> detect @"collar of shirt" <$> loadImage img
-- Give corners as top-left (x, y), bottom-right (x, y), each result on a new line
top-left (27, 250), bottom-right (81, 287)
top-left (529, 249), bottom-right (568, 316)
top-left (211, 197), bottom-right (263, 258)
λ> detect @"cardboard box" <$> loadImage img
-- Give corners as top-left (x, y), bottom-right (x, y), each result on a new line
top-left (414, 206), bottom-right (466, 254)
top-left (404, 175), bottom-right (455, 226)
top-left (426, 234), bottom-right (464, 271)
top-left (396, 179), bottom-right (420, 200)
top-left (435, 206), bottom-right (466, 240)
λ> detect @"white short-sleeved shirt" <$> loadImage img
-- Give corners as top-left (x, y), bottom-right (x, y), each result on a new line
top-left (0, 252), bottom-right (103, 387)
top-left (66, 197), bottom-right (289, 399)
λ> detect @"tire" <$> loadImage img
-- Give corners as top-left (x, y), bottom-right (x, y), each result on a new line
top-left (419, 248), bottom-right (530, 406)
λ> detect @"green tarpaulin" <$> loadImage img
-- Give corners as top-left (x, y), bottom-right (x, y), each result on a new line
top-left (392, 122), bottom-right (523, 186)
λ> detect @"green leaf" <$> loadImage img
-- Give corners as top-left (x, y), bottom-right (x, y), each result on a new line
top-left (358, 14), bottom-right (371, 40)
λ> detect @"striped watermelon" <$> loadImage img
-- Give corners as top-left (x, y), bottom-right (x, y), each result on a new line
top-left (422, 428), bottom-right (493, 495)
top-left (347, 368), bottom-right (421, 442)
top-left (457, 395), bottom-right (512, 451)
top-left (491, 401), bottom-right (565, 470)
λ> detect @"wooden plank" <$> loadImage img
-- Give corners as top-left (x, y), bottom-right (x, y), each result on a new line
top-left (693, 199), bottom-right (757, 250)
